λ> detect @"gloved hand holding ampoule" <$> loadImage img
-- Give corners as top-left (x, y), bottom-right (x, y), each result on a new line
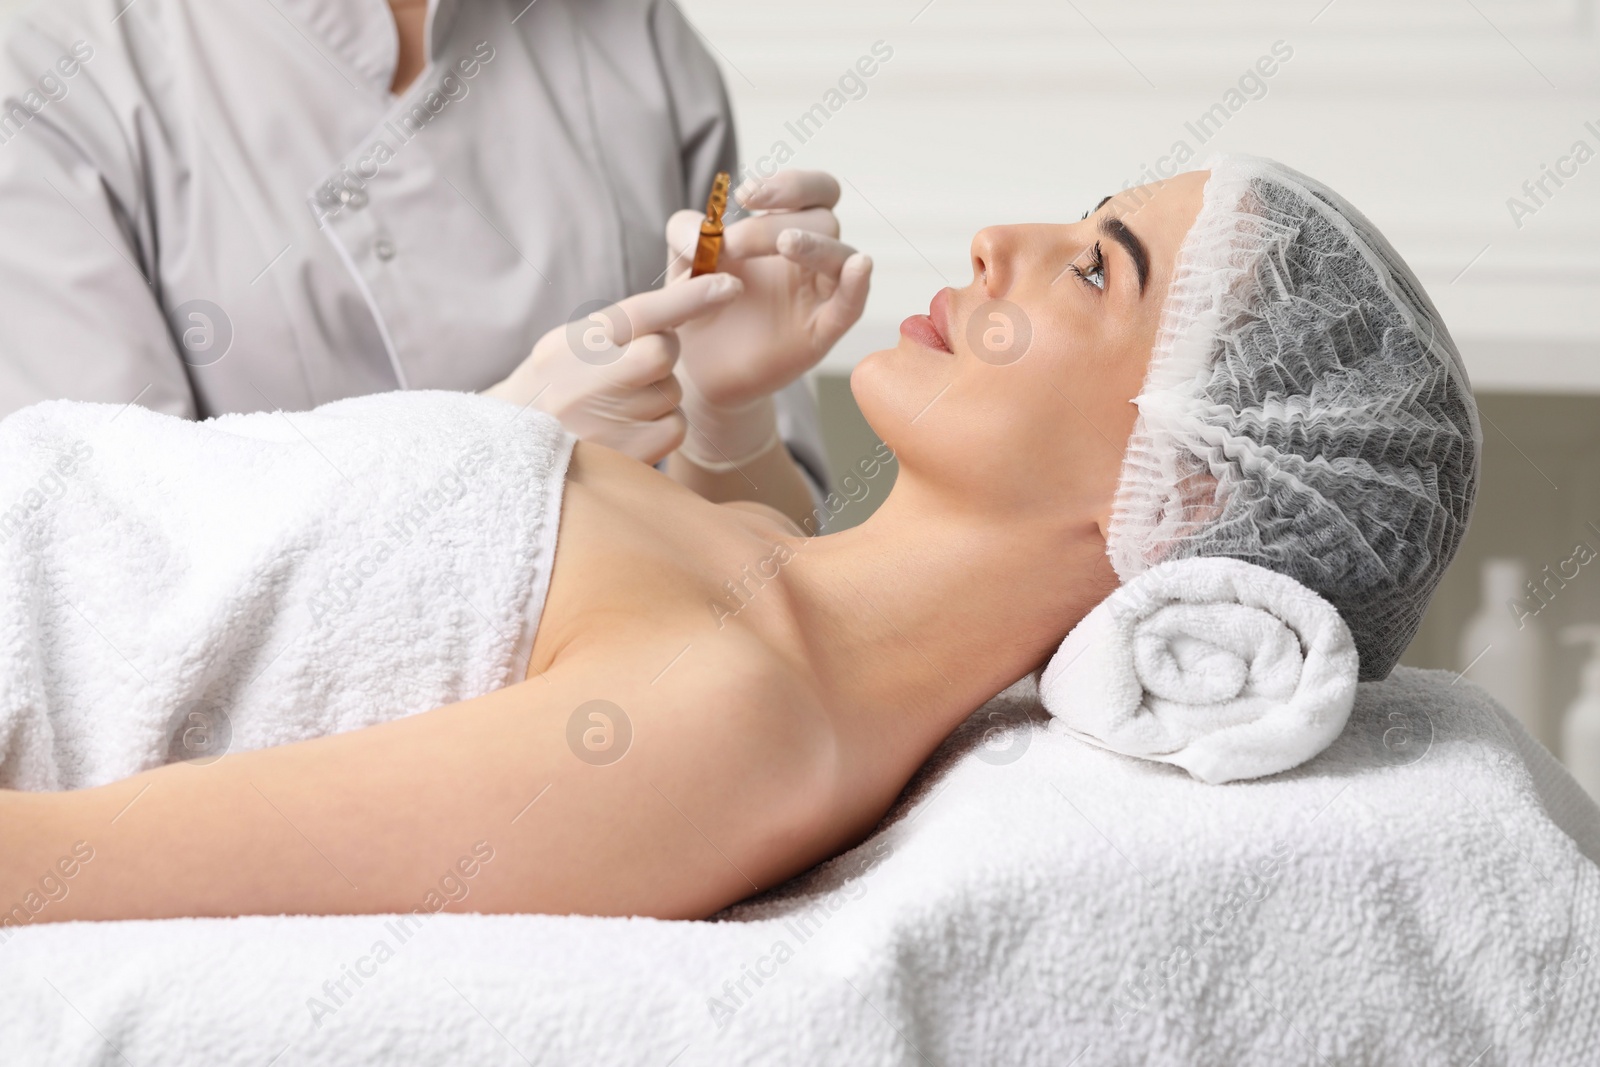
top-left (482, 272), bottom-right (742, 465)
top-left (664, 169), bottom-right (873, 471)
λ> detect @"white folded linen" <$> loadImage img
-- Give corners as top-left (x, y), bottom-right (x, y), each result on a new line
top-left (2, 668), bottom-right (1597, 1066)
top-left (1040, 556), bottom-right (1360, 783)
top-left (0, 391), bottom-right (572, 791)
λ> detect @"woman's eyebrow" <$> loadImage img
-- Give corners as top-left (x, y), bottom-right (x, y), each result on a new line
top-left (1100, 215), bottom-right (1150, 295)
top-left (1081, 194), bottom-right (1114, 221)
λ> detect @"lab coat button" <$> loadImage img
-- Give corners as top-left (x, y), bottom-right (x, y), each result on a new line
top-left (374, 238), bottom-right (396, 261)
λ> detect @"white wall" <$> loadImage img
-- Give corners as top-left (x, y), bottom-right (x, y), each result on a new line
top-left (678, 0), bottom-right (1600, 391)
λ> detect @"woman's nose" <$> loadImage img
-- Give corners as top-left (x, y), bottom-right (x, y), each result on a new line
top-left (970, 225), bottom-right (1021, 296)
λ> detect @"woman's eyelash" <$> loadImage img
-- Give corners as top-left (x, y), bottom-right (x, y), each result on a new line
top-left (1069, 241), bottom-right (1107, 291)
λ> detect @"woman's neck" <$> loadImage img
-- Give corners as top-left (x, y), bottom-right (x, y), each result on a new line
top-left (389, 0), bottom-right (430, 95)
top-left (781, 474), bottom-right (1117, 768)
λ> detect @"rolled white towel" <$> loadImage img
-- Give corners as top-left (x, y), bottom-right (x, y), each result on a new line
top-left (1039, 557), bottom-right (1359, 784)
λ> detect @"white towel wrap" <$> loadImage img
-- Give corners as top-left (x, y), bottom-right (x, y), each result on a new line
top-left (1040, 556), bottom-right (1359, 783)
top-left (0, 391), bottom-right (573, 792)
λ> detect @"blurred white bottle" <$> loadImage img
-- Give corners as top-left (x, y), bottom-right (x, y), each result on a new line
top-left (1459, 558), bottom-right (1550, 750)
top-left (1561, 625), bottom-right (1600, 803)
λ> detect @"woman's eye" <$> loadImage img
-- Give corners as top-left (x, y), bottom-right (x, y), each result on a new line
top-left (1069, 242), bottom-right (1107, 291)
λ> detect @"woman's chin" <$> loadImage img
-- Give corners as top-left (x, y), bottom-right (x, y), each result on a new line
top-left (848, 346), bottom-right (893, 405)
top-left (850, 346), bottom-right (941, 440)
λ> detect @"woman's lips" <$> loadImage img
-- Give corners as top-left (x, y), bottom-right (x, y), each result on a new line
top-left (899, 288), bottom-right (954, 353)
top-left (899, 314), bottom-right (949, 352)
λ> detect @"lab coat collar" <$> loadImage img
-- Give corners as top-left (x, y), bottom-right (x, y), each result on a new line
top-left (272, 0), bottom-right (465, 96)
top-left (425, 0), bottom-right (466, 64)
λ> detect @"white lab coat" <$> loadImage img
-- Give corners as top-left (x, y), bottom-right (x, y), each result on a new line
top-left (0, 0), bottom-right (829, 489)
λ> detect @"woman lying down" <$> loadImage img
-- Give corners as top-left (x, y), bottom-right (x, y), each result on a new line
top-left (0, 156), bottom-right (1477, 924)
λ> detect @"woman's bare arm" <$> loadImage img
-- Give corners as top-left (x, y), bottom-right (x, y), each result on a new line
top-left (0, 630), bottom-right (838, 924)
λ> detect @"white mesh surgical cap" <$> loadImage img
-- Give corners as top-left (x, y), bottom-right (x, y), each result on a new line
top-left (1106, 155), bottom-right (1482, 681)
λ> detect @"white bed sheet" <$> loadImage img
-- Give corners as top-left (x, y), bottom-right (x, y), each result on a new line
top-left (3, 667), bottom-right (1597, 1066)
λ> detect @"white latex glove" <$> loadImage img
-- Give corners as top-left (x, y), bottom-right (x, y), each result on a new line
top-left (665, 169), bottom-right (872, 470)
top-left (483, 273), bottom-right (742, 464)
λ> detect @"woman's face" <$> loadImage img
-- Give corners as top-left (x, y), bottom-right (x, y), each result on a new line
top-left (853, 172), bottom-right (1208, 536)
